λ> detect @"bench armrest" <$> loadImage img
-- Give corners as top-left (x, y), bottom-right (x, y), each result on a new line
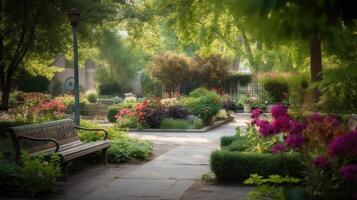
top-left (18, 136), bottom-right (60, 153)
top-left (74, 126), bottom-right (109, 140)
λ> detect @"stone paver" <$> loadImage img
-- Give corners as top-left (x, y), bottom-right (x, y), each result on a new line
top-left (79, 114), bottom-right (250, 200)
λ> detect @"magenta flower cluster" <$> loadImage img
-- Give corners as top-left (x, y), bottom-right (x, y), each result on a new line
top-left (312, 155), bottom-right (330, 168)
top-left (271, 143), bottom-right (287, 154)
top-left (328, 131), bottom-right (357, 157)
top-left (285, 134), bottom-right (305, 149)
top-left (340, 164), bottom-right (357, 181)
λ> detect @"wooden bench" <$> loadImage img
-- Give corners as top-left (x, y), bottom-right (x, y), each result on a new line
top-left (7, 118), bottom-right (111, 179)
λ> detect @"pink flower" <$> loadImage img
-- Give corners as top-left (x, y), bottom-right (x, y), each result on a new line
top-left (340, 164), bottom-right (357, 181)
top-left (251, 108), bottom-right (262, 119)
top-left (308, 113), bottom-right (323, 123)
top-left (285, 134), bottom-right (304, 149)
top-left (272, 143), bottom-right (287, 154)
top-left (324, 116), bottom-right (339, 127)
top-left (257, 120), bottom-right (275, 137)
top-left (328, 131), bottom-right (357, 157)
top-left (289, 120), bottom-right (306, 135)
top-left (312, 155), bottom-right (330, 168)
top-left (271, 115), bottom-right (291, 133)
top-left (271, 104), bottom-right (288, 119)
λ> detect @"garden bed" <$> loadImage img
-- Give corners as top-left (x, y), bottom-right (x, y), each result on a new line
top-left (127, 117), bottom-right (233, 132)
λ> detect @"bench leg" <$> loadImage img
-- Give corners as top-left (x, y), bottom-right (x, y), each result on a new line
top-left (102, 148), bottom-right (108, 165)
top-left (61, 162), bottom-right (71, 181)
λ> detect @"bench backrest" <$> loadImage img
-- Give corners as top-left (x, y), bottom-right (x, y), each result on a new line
top-left (8, 119), bottom-right (79, 155)
top-left (347, 114), bottom-right (357, 131)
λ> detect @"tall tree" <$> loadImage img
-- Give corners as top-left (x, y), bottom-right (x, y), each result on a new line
top-left (0, 0), bottom-right (128, 110)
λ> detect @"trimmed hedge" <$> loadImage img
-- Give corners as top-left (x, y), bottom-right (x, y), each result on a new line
top-left (220, 135), bottom-right (236, 147)
top-left (210, 150), bottom-right (304, 182)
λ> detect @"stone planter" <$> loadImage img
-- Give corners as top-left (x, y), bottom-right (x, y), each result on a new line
top-left (243, 104), bottom-right (252, 113)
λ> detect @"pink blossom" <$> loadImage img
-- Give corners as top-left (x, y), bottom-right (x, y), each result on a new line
top-left (285, 134), bottom-right (305, 149)
top-left (289, 120), bottom-right (306, 135)
top-left (328, 131), bottom-right (357, 157)
top-left (271, 104), bottom-right (288, 119)
top-left (340, 164), bottom-right (357, 181)
top-left (271, 115), bottom-right (291, 133)
top-left (312, 155), bottom-right (330, 168)
top-left (308, 113), bottom-right (323, 123)
top-left (257, 120), bottom-right (275, 137)
top-left (272, 143), bottom-right (287, 154)
top-left (251, 108), bottom-right (262, 119)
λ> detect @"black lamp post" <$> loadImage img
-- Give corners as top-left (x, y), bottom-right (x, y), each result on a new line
top-left (67, 8), bottom-right (80, 126)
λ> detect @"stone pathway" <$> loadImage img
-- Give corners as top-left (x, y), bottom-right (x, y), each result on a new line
top-left (79, 113), bottom-right (250, 200)
top-left (4, 114), bottom-right (251, 200)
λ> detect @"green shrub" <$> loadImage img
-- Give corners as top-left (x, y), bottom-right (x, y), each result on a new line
top-left (160, 118), bottom-right (191, 129)
top-left (183, 92), bottom-right (221, 124)
top-left (190, 116), bottom-right (204, 129)
top-left (210, 150), bottom-right (303, 181)
top-left (107, 105), bottom-right (121, 123)
top-left (247, 185), bottom-right (285, 200)
top-left (78, 120), bottom-right (127, 142)
top-left (20, 153), bottom-right (61, 196)
top-left (108, 137), bottom-right (153, 163)
top-left (224, 137), bottom-right (249, 152)
top-left (260, 76), bottom-right (289, 103)
top-left (189, 87), bottom-right (211, 98)
top-left (98, 82), bottom-right (128, 96)
top-left (116, 115), bottom-right (139, 129)
top-left (86, 92), bottom-right (98, 103)
top-left (220, 135), bottom-right (236, 147)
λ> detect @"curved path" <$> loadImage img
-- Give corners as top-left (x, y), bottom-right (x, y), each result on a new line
top-left (79, 114), bottom-right (250, 200)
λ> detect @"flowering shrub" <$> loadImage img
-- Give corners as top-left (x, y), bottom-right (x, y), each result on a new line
top-left (250, 105), bottom-right (356, 198)
top-left (9, 93), bottom-right (66, 123)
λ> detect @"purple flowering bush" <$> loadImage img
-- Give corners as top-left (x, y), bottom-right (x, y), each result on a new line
top-left (249, 105), bottom-right (357, 199)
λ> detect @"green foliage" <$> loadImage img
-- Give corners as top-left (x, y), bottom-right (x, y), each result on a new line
top-left (243, 125), bottom-right (281, 153)
top-left (95, 29), bottom-right (145, 94)
top-left (141, 70), bottom-right (163, 98)
top-left (160, 118), bottom-right (191, 129)
top-left (228, 73), bottom-right (252, 86)
top-left (108, 137), bottom-right (153, 163)
top-left (86, 92), bottom-right (98, 103)
top-left (106, 102), bottom-right (137, 123)
top-left (116, 115), bottom-right (140, 129)
top-left (98, 82), bottom-right (129, 96)
top-left (220, 135), bottom-right (237, 147)
top-left (244, 174), bottom-right (301, 186)
top-left (77, 120), bottom-right (153, 163)
top-left (224, 137), bottom-right (249, 152)
top-left (210, 150), bottom-right (303, 181)
top-left (182, 89), bottom-right (221, 124)
top-left (20, 153), bottom-right (61, 196)
top-left (14, 69), bottom-right (50, 93)
top-left (247, 185), bottom-right (285, 200)
top-left (188, 87), bottom-right (210, 98)
top-left (260, 76), bottom-right (289, 103)
top-left (190, 117), bottom-right (204, 129)
top-left (286, 75), bottom-right (309, 107)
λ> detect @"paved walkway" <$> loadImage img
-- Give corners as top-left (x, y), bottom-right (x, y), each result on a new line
top-left (79, 114), bottom-right (250, 200)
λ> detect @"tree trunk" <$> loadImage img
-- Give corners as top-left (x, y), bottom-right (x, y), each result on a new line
top-left (1, 81), bottom-right (11, 111)
top-left (309, 32), bottom-right (323, 103)
top-left (310, 33), bottom-right (322, 82)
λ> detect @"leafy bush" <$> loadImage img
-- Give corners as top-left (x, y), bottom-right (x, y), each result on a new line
top-left (222, 100), bottom-right (238, 112)
top-left (143, 108), bottom-right (165, 128)
top-left (14, 69), bottom-right (50, 93)
top-left (160, 118), bottom-right (191, 129)
top-left (108, 137), bottom-right (153, 163)
top-left (220, 135), bottom-right (236, 147)
top-left (224, 137), bottom-right (249, 152)
top-left (98, 82), bottom-right (128, 96)
top-left (107, 105), bottom-right (121, 123)
top-left (166, 105), bottom-right (189, 119)
top-left (116, 115), bottom-right (139, 129)
top-left (189, 87), bottom-right (210, 98)
top-left (183, 91), bottom-right (221, 124)
top-left (20, 153), bottom-right (61, 196)
top-left (247, 185), bottom-right (285, 200)
top-left (210, 150), bottom-right (303, 181)
top-left (190, 116), bottom-right (204, 129)
top-left (260, 76), bottom-right (289, 103)
top-left (86, 92), bottom-right (98, 103)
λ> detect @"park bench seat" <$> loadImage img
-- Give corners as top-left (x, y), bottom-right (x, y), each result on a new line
top-left (7, 118), bottom-right (111, 179)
